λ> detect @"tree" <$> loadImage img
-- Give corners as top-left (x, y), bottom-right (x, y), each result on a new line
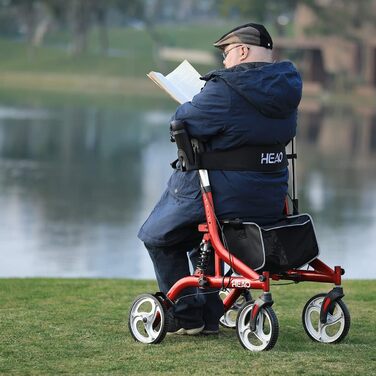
top-left (68, 0), bottom-right (91, 55)
top-left (218, 0), bottom-right (270, 21)
top-left (92, 0), bottom-right (109, 55)
top-left (6, 0), bottom-right (39, 58)
top-left (218, 0), bottom-right (299, 37)
top-left (297, 0), bottom-right (376, 40)
top-left (68, 0), bottom-right (115, 56)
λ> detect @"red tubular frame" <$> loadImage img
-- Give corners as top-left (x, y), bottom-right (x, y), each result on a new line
top-left (166, 185), bottom-right (343, 309)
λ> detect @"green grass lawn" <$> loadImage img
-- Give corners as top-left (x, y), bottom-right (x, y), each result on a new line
top-left (0, 279), bottom-right (375, 375)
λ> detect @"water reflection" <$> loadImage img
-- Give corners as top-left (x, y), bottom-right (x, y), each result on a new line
top-left (0, 101), bottom-right (375, 279)
top-left (297, 104), bottom-right (376, 278)
top-left (0, 104), bottom-right (171, 279)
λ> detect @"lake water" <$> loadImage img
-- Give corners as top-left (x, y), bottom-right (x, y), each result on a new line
top-left (0, 96), bottom-right (375, 279)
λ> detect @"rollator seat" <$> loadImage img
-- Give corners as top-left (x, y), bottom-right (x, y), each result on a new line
top-left (222, 214), bottom-right (320, 273)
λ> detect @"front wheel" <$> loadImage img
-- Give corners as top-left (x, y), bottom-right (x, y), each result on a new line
top-left (236, 302), bottom-right (279, 351)
top-left (302, 293), bottom-right (350, 343)
top-left (128, 293), bottom-right (168, 344)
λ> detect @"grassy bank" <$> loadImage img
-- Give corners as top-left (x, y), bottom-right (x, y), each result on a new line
top-left (1, 24), bottom-right (376, 108)
top-left (0, 24), bottom-right (221, 102)
top-left (0, 71), bottom-right (162, 98)
top-left (0, 24), bottom-right (226, 76)
top-left (0, 279), bottom-right (375, 375)
top-left (0, 25), bottom-right (213, 102)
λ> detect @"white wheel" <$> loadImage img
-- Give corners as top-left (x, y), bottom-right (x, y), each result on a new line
top-left (236, 302), bottom-right (279, 351)
top-left (302, 293), bottom-right (350, 343)
top-left (219, 289), bottom-right (252, 328)
top-left (128, 294), bottom-right (168, 344)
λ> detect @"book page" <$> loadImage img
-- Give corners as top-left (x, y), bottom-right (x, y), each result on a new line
top-left (166, 60), bottom-right (204, 102)
top-left (147, 71), bottom-right (190, 104)
top-left (147, 60), bottom-right (204, 104)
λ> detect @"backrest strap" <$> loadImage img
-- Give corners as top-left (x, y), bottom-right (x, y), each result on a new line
top-left (170, 119), bottom-right (288, 172)
top-left (198, 145), bottom-right (287, 172)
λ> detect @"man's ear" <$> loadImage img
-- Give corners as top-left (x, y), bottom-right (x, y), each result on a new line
top-left (239, 47), bottom-right (248, 61)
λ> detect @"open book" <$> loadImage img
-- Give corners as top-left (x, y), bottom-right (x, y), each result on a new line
top-left (147, 60), bottom-right (204, 104)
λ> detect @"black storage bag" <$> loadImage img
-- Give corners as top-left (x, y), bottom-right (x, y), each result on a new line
top-left (222, 214), bottom-right (320, 273)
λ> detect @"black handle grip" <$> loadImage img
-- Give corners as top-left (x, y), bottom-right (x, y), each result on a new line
top-left (170, 120), bottom-right (196, 171)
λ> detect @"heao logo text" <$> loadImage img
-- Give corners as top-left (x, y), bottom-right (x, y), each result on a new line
top-left (231, 280), bottom-right (251, 288)
top-left (261, 152), bottom-right (283, 164)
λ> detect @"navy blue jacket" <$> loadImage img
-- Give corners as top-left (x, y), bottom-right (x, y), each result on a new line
top-left (138, 61), bottom-right (302, 247)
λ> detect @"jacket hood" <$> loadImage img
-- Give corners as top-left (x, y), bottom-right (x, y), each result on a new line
top-left (202, 61), bottom-right (302, 118)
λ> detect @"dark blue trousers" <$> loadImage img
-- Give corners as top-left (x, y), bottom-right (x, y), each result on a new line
top-left (145, 242), bottom-right (224, 331)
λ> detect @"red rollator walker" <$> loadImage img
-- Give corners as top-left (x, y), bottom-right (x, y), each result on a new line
top-left (128, 121), bottom-right (350, 352)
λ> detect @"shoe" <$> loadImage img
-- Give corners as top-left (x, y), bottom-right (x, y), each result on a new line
top-left (166, 316), bottom-right (204, 336)
top-left (201, 325), bottom-right (219, 335)
top-left (201, 329), bottom-right (219, 335)
top-left (167, 325), bottom-right (205, 335)
top-left (201, 321), bottom-right (220, 335)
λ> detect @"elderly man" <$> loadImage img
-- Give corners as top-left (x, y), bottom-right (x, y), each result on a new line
top-left (138, 23), bottom-right (302, 335)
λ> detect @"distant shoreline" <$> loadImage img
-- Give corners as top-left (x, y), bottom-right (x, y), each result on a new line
top-left (0, 71), bottom-right (162, 97)
top-left (0, 71), bottom-right (375, 110)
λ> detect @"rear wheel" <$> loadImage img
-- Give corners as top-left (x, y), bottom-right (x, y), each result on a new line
top-left (302, 293), bottom-right (350, 343)
top-left (219, 289), bottom-right (252, 328)
top-left (236, 301), bottom-right (279, 351)
top-left (128, 293), bottom-right (168, 344)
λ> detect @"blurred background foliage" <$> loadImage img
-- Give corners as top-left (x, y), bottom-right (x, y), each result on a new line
top-left (1, 0), bottom-right (375, 81)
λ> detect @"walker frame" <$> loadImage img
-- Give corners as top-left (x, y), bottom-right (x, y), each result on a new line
top-left (128, 135), bottom-right (350, 351)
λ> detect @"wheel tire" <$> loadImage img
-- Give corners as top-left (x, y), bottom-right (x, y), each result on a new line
top-left (302, 293), bottom-right (350, 344)
top-left (236, 301), bottom-right (279, 351)
top-left (128, 293), bottom-right (168, 344)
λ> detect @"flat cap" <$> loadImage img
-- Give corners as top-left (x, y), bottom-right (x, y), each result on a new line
top-left (213, 23), bottom-right (273, 50)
